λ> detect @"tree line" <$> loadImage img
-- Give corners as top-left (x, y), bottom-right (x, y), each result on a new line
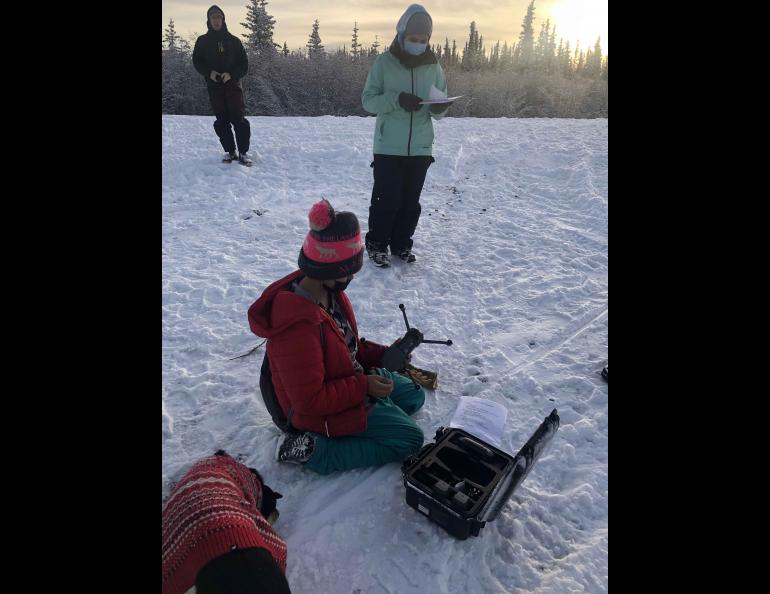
top-left (162, 0), bottom-right (607, 118)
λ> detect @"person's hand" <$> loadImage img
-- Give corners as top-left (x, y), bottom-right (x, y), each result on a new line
top-left (367, 374), bottom-right (394, 399)
top-left (221, 72), bottom-right (232, 83)
top-left (430, 102), bottom-right (451, 114)
top-left (393, 337), bottom-right (412, 364)
top-left (399, 92), bottom-right (423, 112)
top-left (210, 70), bottom-right (221, 82)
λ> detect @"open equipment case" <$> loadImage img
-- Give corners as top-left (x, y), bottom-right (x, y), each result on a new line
top-left (401, 409), bottom-right (560, 539)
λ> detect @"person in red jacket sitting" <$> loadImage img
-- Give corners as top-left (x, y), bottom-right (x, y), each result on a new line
top-left (248, 198), bottom-right (425, 474)
top-left (162, 450), bottom-right (290, 594)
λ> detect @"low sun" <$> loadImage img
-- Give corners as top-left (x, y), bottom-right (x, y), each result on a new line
top-left (546, 0), bottom-right (608, 53)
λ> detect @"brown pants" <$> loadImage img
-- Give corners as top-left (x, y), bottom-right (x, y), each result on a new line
top-left (208, 81), bottom-right (250, 154)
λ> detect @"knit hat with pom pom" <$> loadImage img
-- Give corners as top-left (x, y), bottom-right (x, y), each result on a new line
top-left (298, 199), bottom-right (364, 280)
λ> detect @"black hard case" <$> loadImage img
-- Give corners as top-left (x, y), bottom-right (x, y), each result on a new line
top-left (401, 409), bottom-right (559, 539)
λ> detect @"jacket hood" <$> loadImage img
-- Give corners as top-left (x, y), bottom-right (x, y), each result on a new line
top-left (248, 271), bottom-right (325, 338)
top-left (206, 5), bottom-right (229, 33)
top-left (396, 4), bottom-right (432, 47)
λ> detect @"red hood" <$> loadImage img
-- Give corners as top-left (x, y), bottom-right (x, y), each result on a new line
top-left (248, 270), bottom-right (326, 338)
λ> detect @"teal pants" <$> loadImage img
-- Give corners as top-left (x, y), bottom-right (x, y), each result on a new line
top-left (304, 368), bottom-right (425, 475)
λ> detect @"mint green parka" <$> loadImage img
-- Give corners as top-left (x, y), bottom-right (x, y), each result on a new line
top-left (361, 48), bottom-right (448, 157)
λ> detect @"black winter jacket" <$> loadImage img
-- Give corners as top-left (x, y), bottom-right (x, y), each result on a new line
top-left (192, 28), bottom-right (248, 88)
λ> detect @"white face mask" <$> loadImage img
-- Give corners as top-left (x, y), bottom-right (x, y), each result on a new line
top-left (404, 41), bottom-right (428, 56)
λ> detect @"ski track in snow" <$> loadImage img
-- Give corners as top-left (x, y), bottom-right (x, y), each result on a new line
top-left (163, 115), bottom-right (608, 594)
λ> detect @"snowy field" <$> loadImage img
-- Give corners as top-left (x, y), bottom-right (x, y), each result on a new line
top-left (162, 114), bottom-right (608, 593)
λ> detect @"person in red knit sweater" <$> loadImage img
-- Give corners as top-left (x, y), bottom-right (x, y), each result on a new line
top-left (162, 450), bottom-right (290, 594)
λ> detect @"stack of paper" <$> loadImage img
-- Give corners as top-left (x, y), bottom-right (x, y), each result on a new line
top-left (419, 84), bottom-right (463, 105)
top-left (448, 396), bottom-right (507, 448)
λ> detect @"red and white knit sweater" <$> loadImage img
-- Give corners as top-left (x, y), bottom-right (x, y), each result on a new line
top-left (162, 455), bottom-right (288, 594)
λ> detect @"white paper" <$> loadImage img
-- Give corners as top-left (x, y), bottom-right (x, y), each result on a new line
top-left (419, 84), bottom-right (463, 104)
top-left (448, 397), bottom-right (507, 448)
top-left (429, 84), bottom-right (447, 101)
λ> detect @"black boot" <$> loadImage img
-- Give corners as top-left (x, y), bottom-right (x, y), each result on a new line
top-left (365, 238), bottom-right (390, 267)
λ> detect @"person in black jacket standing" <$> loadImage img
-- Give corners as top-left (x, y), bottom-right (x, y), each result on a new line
top-left (192, 5), bottom-right (252, 166)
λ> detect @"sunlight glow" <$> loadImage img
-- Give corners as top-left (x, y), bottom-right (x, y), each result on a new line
top-left (546, 0), bottom-right (608, 53)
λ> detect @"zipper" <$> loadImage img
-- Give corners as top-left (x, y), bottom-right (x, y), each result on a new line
top-left (407, 67), bottom-right (414, 156)
top-left (319, 309), bottom-right (346, 344)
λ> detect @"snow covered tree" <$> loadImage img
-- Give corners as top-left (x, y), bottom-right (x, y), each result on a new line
top-left (282, 41), bottom-right (290, 57)
top-left (241, 0), bottom-right (277, 55)
top-left (515, 0), bottom-right (536, 70)
top-left (499, 41), bottom-right (511, 69)
top-left (489, 41), bottom-right (500, 70)
top-left (306, 19), bottom-right (324, 59)
top-left (351, 21), bottom-right (361, 59)
top-left (574, 44), bottom-right (584, 74)
top-left (560, 40), bottom-right (572, 76)
top-left (533, 19), bottom-right (556, 73)
top-left (547, 22), bottom-right (558, 73)
top-left (462, 21), bottom-right (481, 70)
top-left (586, 37), bottom-right (603, 77)
top-left (164, 18), bottom-right (180, 51)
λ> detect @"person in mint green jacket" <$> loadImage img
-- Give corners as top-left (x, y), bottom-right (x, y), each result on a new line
top-left (361, 4), bottom-right (449, 267)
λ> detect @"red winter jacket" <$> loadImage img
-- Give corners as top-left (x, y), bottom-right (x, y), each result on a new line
top-left (248, 270), bottom-right (388, 436)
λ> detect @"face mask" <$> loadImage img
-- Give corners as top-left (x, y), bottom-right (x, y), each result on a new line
top-left (325, 278), bottom-right (352, 293)
top-left (404, 41), bottom-right (427, 56)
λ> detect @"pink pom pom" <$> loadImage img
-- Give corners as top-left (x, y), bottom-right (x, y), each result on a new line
top-left (308, 199), bottom-right (334, 231)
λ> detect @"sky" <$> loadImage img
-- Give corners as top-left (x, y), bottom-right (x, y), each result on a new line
top-left (162, 0), bottom-right (608, 56)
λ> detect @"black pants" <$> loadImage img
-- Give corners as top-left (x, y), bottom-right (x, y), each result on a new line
top-left (209, 81), bottom-right (250, 154)
top-left (366, 154), bottom-right (434, 253)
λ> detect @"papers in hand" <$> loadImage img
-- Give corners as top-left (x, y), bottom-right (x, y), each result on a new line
top-left (419, 84), bottom-right (463, 105)
top-left (449, 396), bottom-right (507, 448)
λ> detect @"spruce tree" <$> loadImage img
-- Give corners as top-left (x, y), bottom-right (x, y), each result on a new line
top-left (241, 0), bottom-right (277, 54)
top-left (351, 21), bottom-right (360, 59)
top-left (164, 18), bottom-right (180, 51)
top-left (588, 37), bottom-right (603, 77)
top-left (516, 0), bottom-right (536, 69)
top-left (307, 20), bottom-right (324, 59)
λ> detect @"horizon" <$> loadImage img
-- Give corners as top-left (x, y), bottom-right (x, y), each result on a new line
top-left (162, 0), bottom-right (608, 57)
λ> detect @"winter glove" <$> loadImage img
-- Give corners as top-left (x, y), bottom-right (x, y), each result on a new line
top-left (399, 92), bottom-right (423, 112)
top-left (209, 70), bottom-right (222, 82)
top-left (430, 102), bottom-right (451, 114)
top-left (221, 72), bottom-right (232, 83)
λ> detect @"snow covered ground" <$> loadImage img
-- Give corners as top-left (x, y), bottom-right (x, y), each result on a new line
top-left (162, 114), bottom-right (608, 593)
